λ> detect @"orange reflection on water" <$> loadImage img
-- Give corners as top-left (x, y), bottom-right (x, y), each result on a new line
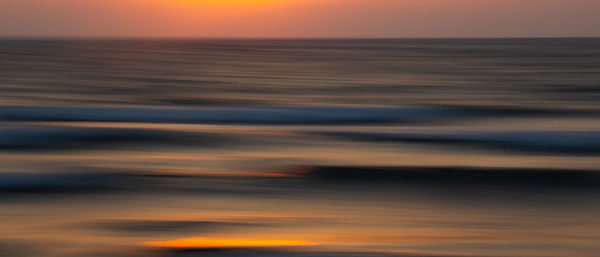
top-left (144, 237), bottom-right (317, 248)
top-left (149, 170), bottom-right (293, 177)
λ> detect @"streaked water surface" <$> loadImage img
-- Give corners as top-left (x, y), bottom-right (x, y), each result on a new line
top-left (1, 38), bottom-right (599, 257)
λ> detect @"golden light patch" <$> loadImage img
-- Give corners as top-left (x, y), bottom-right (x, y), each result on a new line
top-left (182, 0), bottom-right (282, 5)
top-left (148, 170), bottom-right (293, 177)
top-left (144, 237), bottom-right (317, 248)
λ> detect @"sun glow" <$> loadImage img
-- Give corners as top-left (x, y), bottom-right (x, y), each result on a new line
top-left (144, 238), bottom-right (317, 248)
top-left (182, 0), bottom-right (282, 6)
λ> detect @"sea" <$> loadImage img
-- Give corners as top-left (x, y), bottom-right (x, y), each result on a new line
top-left (0, 38), bottom-right (599, 257)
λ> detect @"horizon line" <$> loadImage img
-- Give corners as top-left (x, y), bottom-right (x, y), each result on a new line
top-left (1, 35), bottom-right (599, 41)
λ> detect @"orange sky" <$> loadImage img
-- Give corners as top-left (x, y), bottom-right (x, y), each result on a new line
top-left (1, 0), bottom-right (599, 38)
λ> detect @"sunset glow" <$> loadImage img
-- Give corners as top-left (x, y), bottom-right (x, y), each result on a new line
top-left (1, 0), bottom-right (599, 37)
top-left (182, 0), bottom-right (282, 4)
top-left (144, 238), bottom-right (317, 248)
top-left (148, 170), bottom-right (293, 177)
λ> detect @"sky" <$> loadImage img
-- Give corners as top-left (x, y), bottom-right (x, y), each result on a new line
top-left (1, 0), bottom-right (599, 38)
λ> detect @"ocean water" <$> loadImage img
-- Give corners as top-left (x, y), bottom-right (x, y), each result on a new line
top-left (0, 38), bottom-right (599, 257)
